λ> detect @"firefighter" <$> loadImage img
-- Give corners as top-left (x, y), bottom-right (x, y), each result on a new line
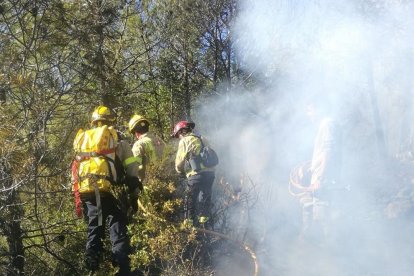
top-left (128, 114), bottom-right (164, 183)
top-left (300, 101), bottom-right (343, 242)
top-left (73, 106), bottom-right (141, 275)
top-left (172, 120), bottom-right (216, 228)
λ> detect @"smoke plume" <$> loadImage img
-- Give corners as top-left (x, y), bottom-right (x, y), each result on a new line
top-left (196, 1), bottom-right (414, 275)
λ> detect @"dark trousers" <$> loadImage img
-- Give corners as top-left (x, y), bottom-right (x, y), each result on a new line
top-left (301, 193), bottom-right (329, 242)
top-left (82, 193), bottom-right (131, 273)
top-left (300, 188), bottom-right (348, 244)
top-left (185, 171), bottom-right (215, 227)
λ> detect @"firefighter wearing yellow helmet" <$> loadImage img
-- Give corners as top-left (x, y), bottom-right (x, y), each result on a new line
top-left (128, 114), bottom-right (164, 183)
top-left (90, 105), bottom-right (116, 126)
top-left (72, 105), bottom-right (141, 275)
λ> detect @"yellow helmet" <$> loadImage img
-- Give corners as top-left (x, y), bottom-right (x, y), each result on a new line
top-left (128, 114), bottom-right (149, 133)
top-left (90, 105), bottom-right (116, 126)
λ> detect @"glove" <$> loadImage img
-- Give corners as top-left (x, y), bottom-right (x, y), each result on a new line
top-left (125, 176), bottom-right (143, 191)
top-left (129, 187), bottom-right (140, 214)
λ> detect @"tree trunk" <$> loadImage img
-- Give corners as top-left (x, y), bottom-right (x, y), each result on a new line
top-left (213, 20), bottom-right (219, 90)
top-left (367, 59), bottom-right (387, 161)
top-left (5, 191), bottom-right (25, 276)
top-left (398, 57), bottom-right (414, 153)
top-left (184, 60), bottom-right (191, 119)
top-left (0, 86), bottom-right (6, 103)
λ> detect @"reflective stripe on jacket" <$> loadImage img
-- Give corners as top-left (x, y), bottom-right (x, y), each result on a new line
top-left (118, 139), bottom-right (140, 180)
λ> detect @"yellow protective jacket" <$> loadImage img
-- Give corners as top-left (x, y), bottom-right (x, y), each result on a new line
top-left (132, 132), bottom-right (164, 181)
top-left (73, 126), bottom-right (139, 194)
top-left (310, 117), bottom-right (342, 189)
top-left (175, 133), bottom-right (215, 178)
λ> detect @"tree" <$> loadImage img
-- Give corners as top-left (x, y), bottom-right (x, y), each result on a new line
top-left (0, 0), bottom-right (250, 274)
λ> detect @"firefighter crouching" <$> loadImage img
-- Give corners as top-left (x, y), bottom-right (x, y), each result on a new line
top-left (128, 114), bottom-right (164, 183)
top-left (72, 106), bottom-right (141, 275)
top-left (172, 120), bottom-right (216, 228)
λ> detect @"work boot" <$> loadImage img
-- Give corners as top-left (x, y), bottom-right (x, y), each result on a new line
top-left (198, 216), bottom-right (209, 225)
top-left (112, 254), bottom-right (131, 276)
top-left (85, 253), bottom-right (100, 272)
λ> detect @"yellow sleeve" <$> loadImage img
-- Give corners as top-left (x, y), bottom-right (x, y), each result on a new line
top-left (175, 139), bottom-right (187, 173)
top-left (132, 140), bottom-right (145, 166)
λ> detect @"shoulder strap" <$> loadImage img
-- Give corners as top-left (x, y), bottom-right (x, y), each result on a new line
top-left (191, 134), bottom-right (205, 149)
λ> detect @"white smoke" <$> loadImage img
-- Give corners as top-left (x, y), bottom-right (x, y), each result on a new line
top-left (196, 0), bottom-right (414, 275)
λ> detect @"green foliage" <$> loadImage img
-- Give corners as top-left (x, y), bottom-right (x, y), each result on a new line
top-left (129, 146), bottom-right (186, 271)
top-left (126, 145), bottom-right (213, 275)
top-left (0, 0), bottom-right (241, 274)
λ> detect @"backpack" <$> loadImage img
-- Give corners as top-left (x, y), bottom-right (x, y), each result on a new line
top-left (72, 125), bottom-right (119, 194)
top-left (198, 136), bottom-right (219, 168)
top-left (71, 125), bottom-right (125, 224)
